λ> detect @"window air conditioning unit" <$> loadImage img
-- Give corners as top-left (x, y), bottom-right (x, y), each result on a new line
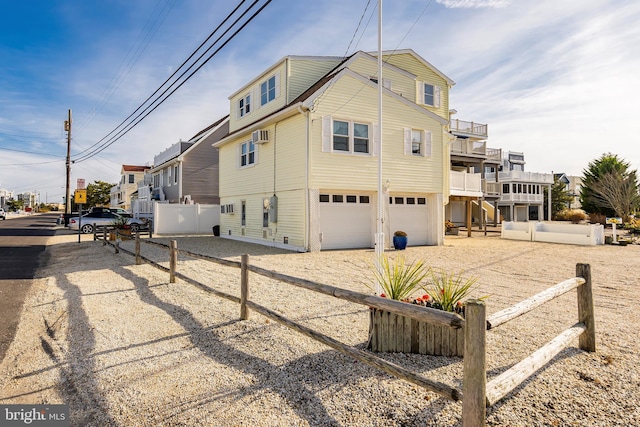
top-left (221, 203), bottom-right (235, 214)
top-left (252, 129), bottom-right (269, 144)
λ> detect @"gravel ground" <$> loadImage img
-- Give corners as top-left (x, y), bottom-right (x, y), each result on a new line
top-left (0, 233), bottom-right (639, 426)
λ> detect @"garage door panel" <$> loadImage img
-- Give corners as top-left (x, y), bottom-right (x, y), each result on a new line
top-left (389, 199), bottom-right (429, 246)
top-left (319, 197), bottom-right (372, 250)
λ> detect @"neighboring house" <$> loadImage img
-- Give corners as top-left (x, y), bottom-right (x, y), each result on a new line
top-left (484, 151), bottom-right (553, 222)
top-left (110, 165), bottom-right (150, 210)
top-left (214, 49), bottom-right (455, 252)
top-left (148, 116), bottom-right (229, 205)
top-left (554, 173), bottom-right (582, 209)
top-left (446, 111), bottom-right (502, 231)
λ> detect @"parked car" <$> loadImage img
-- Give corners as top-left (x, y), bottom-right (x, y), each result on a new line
top-left (89, 207), bottom-right (132, 218)
top-left (0, 208), bottom-right (5, 220)
top-left (68, 211), bottom-right (146, 234)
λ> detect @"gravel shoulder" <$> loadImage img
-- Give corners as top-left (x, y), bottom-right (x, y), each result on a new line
top-left (0, 233), bottom-right (639, 426)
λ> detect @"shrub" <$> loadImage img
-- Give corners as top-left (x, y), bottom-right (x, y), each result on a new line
top-left (555, 208), bottom-right (587, 223)
top-left (587, 212), bottom-right (607, 225)
top-left (393, 230), bottom-right (407, 237)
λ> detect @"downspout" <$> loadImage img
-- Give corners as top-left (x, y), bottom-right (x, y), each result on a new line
top-left (298, 105), bottom-right (310, 251)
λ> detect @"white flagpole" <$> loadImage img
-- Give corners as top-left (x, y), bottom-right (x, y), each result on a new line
top-left (375, 0), bottom-right (384, 295)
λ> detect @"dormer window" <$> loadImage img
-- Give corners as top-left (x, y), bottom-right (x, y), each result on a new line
top-left (260, 75), bottom-right (277, 106)
top-left (419, 82), bottom-right (441, 107)
top-left (238, 93), bottom-right (251, 117)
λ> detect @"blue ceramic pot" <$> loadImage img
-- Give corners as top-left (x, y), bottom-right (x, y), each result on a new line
top-left (393, 235), bottom-right (408, 250)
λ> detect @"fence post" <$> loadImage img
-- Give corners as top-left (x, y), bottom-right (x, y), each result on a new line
top-left (135, 231), bottom-right (141, 265)
top-left (93, 224), bottom-right (97, 241)
top-left (115, 238), bottom-right (120, 254)
top-left (240, 254), bottom-right (249, 320)
top-left (576, 263), bottom-right (596, 352)
top-left (169, 240), bottom-right (177, 283)
top-left (463, 300), bottom-right (487, 427)
top-left (102, 226), bottom-right (107, 246)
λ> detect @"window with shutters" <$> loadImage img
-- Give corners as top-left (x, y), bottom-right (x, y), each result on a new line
top-left (327, 118), bottom-right (371, 155)
top-left (403, 128), bottom-right (432, 157)
top-left (419, 82), bottom-right (441, 107)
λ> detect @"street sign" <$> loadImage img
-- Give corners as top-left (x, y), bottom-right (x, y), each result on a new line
top-left (75, 189), bottom-right (87, 204)
top-left (606, 217), bottom-right (622, 224)
top-left (77, 178), bottom-right (86, 190)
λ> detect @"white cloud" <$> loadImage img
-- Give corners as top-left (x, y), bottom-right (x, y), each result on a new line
top-left (436, 0), bottom-right (510, 8)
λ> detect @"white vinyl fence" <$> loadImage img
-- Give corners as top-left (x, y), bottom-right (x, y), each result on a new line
top-left (153, 203), bottom-right (220, 235)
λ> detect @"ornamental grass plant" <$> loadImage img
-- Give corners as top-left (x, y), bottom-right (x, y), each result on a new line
top-left (369, 254), bottom-right (430, 301)
top-left (422, 268), bottom-right (485, 313)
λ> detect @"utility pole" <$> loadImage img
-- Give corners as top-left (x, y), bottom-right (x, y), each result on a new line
top-left (65, 109), bottom-right (72, 215)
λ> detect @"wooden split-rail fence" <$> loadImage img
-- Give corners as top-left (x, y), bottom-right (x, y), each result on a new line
top-left (98, 232), bottom-right (596, 427)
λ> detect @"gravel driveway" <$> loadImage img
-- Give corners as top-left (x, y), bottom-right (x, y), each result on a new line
top-left (0, 233), bottom-right (638, 426)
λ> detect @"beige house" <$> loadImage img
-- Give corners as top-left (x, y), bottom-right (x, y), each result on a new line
top-left (214, 49), bottom-right (455, 252)
top-left (110, 165), bottom-right (150, 211)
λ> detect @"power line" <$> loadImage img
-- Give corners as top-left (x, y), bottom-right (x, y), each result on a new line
top-left (75, 0), bottom-right (178, 135)
top-left (342, 0), bottom-right (373, 59)
top-left (73, 0), bottom-right (263, 162)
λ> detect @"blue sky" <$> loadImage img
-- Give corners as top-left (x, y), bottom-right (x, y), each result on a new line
top-left (1, 0), bottom-right (638, 204)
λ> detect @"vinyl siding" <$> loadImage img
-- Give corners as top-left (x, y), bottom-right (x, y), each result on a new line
top-left (347, 56), bottom-right (416, 101)
top-left (381, 53), bottom-right (450, 120)
top-left (310, 73), bottom-right (445, 194)
top-left (229, 62), bottom-right (287, 133)
top-left (219, 114), bottom-right (308, 247)
top-left (288, 58), bottom-right (342, 103)
top-left (181, 120), bottom-right (228, 204)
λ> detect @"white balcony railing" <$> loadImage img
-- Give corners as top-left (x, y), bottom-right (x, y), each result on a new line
top-left (451, 138), bottom-right (487, 156)
top-left (500, 194), bottom-right (544, 203)
top-left (486, 148), bottom-right (502, 162)
top-left (485, 171), bottom-right (554, 184)
top-left (450, 119), bottom-right (488, 137)
top-left (483, 180), bottom-right (501, 196)
top-left (450, 170), bottom-right (482, 194)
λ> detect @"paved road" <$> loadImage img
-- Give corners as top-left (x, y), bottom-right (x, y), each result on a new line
top-left (0, 213), bottom-right (72, 363)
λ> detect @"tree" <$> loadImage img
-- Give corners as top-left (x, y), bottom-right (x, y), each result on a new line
top-left (580, 153), bottom-right (639, 217)
top-left (86, 180), bottom-right (115, 208)
top-left (544, 176), bottom-right (573, 219)
top-left (7, 199), bottom-right (23, 212)
top-left (588, 171), bottom-right (640, 221)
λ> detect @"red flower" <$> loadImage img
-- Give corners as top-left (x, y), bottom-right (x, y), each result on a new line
top-left (422, 294), bottom-right (430, 300)
top-left (380, 293), bottom-right (386, 298)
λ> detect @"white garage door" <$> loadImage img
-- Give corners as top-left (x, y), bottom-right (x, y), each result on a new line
top-left (388, 196), bottom-right (429, 246)
top-left (319, 193), bottom-right (372, 250)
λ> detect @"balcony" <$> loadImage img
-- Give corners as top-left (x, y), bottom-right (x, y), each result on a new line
top-left (450, 119), bottom-right (488, 138)
top-left (483, 180), bottom-right (501, 197)
top-left (485, 171), bottom-right (554, 184)
top-left (500, 193), bottom-right (545, 203)
top-left (451, 138), bottom-right (486, 157)
top-left (450, 170), bottom-right (482, 197)
top-left (154, 141), bottom-right (193, 166)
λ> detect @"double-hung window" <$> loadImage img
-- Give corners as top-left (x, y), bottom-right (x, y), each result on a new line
top-left (403, 128), bottom-right (432, 157)
top-left (419, 82), bottom-right (441, 107)
top-left (330, 119), bottom-right (370, 154)
top-left (238, 94), bottom-right (251, 117)
top-left (260, 75), bottom-right (276, 106)
top-left (240, 141), bottom-right (255, 167)
top-left (411, 130), bottom-right (422, 155)
top-left (424, 84), bottom-right (435, 106)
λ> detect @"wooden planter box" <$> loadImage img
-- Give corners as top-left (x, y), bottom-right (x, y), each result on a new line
top-left (445, 227), bottom-right (459, 236)
top-left (367, 308), bottom-right (464, 357)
